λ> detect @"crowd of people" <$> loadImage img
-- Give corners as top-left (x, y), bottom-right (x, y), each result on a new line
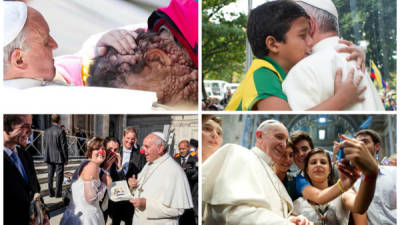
top-left (4, 114), bottom-right (198, 225)
top-left (202, 116), bottom-right (397, 225)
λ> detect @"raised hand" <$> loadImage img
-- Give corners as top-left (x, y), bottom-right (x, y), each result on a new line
top-left (337, 135), bottom-right (378, 176)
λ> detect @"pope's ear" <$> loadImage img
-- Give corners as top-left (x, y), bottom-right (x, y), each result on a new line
top-left (9, 49), bottom-right (28, 69)
top-left (255, 130), bottom-right (263, 139)
top-left (158, 145), bottom-right (165, 154)
top-left (144, 49), bottom-right (172, 66)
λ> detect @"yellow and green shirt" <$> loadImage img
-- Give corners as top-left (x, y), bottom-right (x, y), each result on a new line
top-left (225, 57), bottom-right (287, 111)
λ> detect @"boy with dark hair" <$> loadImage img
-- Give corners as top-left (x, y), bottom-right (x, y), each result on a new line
top-left (226, 0), bottom-right (363, 111)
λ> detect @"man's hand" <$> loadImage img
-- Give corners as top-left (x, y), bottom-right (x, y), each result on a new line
top-left (288, 215), bottom-right (314, 225)
top-left (337, 39), bottom-right (366, 73)
top-left (337, 135), bottom-right (379, 176)
top-left (3, 126), bottom-right (23, 144)
top-left (130, 198), bottom-right (146, 211)
top-left (115, 152), bottom-right (122, 169)
top-left (103, 151), bottom-right (117, 171)
top-left (333, 68), bottom-right (366, 109)
top-left (96, 29), bottom-right (138, 57)
top-left (128, 174), bottom-right (138, 188)
top-left (337, 162), bottom-right (360, 189)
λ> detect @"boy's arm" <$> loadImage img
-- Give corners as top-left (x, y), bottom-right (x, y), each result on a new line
top-left (352, 212), bottom-right (368, 225)
top-left (254, 68), bottom-right (364, 111)
top-left (254, 97), bottom-right (291, 110)
top-left (307, 68), bottom-right (365, 110)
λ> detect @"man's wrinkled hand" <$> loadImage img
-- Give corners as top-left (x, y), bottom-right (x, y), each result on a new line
top-left (96, 29), bottom-right (138, 57)
top-left (130, 198), bottom-right (146, 211)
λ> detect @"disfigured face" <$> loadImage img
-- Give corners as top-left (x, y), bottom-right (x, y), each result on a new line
top-left (275, 145), bottom-right (294, 174)
top-left (89, 29), bottom-right (197, 106)
top-left (257, 124), bottom-right (288, 163)
top-left (141, 134), bottom-right (164, 162)
top-left (123, 131), bottom-right (136, 150)
top-left (277, 16), bottom-right (312, 73)
top-left (202, 119), bottom-right (223, 153)
top-left (306, 152), bottom-right (331, 185)
top-left (23, 8), bottom-right (58, 81)
top-left (178, 141), bottom-right (190, 157)
top-left (294, 139), bottom-right (312, 170)
top-left (126, 30), bottom-right (197, 105)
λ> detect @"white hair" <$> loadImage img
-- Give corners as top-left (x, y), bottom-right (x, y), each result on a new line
top-left (3, 24), bottom-right (29, 73)
top-left (257, 119), bottom-right (285, 133)
top-left (297, 2), bottom-right (339, 34)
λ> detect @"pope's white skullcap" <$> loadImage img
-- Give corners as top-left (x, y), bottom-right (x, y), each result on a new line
top-left (4, 1), bottom-right (28, 47)
top-left (296, 0), bottom-right (338, 19)
top-left (151, 132), bottom-right (167, 142)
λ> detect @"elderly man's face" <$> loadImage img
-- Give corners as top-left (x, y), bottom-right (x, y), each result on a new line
top-left (257, 124), bottom-right (288, 163)
top-left (141, 135), bottom-right (163, 162)
top-left (23, 8), bottom-right (58, 81)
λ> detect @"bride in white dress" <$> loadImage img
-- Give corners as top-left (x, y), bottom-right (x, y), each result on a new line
top-left (61, 137), bottom-right (112, 225)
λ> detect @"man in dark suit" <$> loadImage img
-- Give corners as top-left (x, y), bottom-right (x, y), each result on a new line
top-left (109, 127), bottom-right (146, 225)
top-left (174, 140), bottom-right (198, 225)
top-left (4, 115), bottom-right (41, 225)
top-left (75, 128), bottom-right (87, 156)
top-left (43, 114), bottom-right (68, 197)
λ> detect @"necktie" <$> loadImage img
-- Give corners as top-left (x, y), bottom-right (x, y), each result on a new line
top-left (181, 157), bottom-right (185, 166)
top-left (10, 151), bottom-right (28, 183)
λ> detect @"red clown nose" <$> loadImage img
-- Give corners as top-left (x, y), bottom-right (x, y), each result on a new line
top-left (140, 149), bottom-right (145, 154)
top-left (99, 150), bottom-right (105, 156)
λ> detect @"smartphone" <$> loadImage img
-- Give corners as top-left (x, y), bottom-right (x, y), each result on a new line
top-left (338, 135), bottom-right (354, 167)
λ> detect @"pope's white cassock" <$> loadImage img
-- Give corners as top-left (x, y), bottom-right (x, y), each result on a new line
top-left (282, 36), bottom-right (384, 111)
top-left (202, 144), bottom-right (294, 225)
top-left (133, 152), bottom-right (193, 225)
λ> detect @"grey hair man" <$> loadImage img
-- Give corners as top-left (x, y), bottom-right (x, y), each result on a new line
top-left (4, 1), bottom-right (58, 88)
top-left (282, 0), bottom-right (384, 111)
top-left (203, 119), bottom-right (312, 224)
top-left (128, 132), bottom-right (193, 225)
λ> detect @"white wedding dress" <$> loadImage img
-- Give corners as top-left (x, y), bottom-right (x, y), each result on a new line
top-left (60, 160), bottom-right (107, 225)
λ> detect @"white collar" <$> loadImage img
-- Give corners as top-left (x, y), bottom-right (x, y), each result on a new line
top-left (149, 152), bottom-right (169, 166)
top-left (123, 147), bottom-right (132, 152)
top-left (3, 145), bottom-right (17, 157)
top-left (312, 36), bottom-right (340, 54)
top-left (252, 146), bottom-right (274, 167)
top-left (4, 77), bottom-right (69, 89)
